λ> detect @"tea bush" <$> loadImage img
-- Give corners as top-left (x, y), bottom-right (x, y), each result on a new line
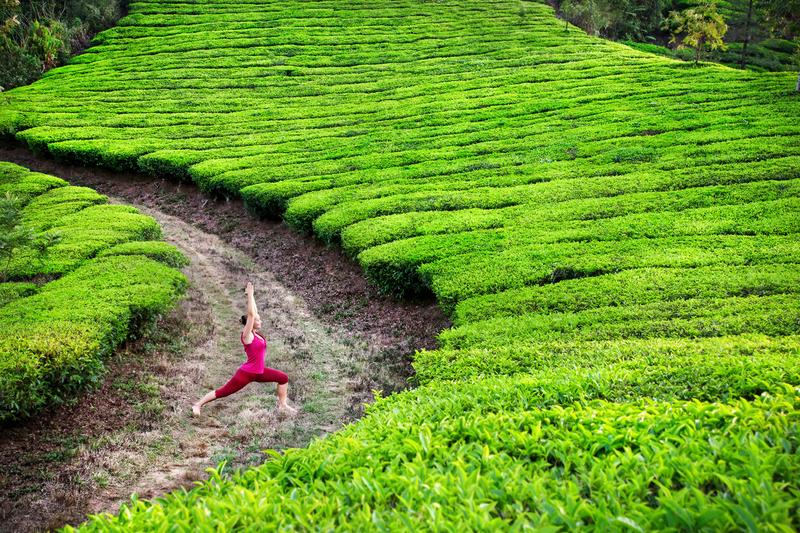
top-left (74, 382), bottom-right (800, 531)
top-left (98, 241), bottom-right (190, 268)
top-left (0, 282), bottom-right (37, 307)
top-left (0, 163), bottom-right (188, 421)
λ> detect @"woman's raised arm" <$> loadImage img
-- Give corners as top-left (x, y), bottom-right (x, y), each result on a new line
top-left (242, 281), bottom-right (257, 343)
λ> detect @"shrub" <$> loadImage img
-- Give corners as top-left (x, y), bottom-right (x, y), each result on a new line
top-left (98, 240), bottom-right (188, 268)
top-left (0, 163), bottom-right (188, 421)
top-left (0, 255), bottom-right (188, 421)
top-left (0, 281), bottom-right (37, 307)
top-left (73, 381), bottom-right (800, 531)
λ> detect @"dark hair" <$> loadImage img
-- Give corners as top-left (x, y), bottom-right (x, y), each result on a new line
top-left (240, 315), bottom-right (247, 325)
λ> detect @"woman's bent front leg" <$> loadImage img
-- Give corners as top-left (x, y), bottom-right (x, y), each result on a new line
top-left (276, 382), bottom-right (295, 411)
top-left (254, 367), bottom-right (295, 414)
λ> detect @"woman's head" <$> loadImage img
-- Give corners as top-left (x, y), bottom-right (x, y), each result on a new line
top-left (240, 315), bottom-right (263, 330)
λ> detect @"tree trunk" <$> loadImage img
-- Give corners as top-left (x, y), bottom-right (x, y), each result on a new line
top-left (739, 0), bottom-right (753, 69)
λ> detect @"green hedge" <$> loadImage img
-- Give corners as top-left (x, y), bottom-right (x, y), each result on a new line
top-left (623, 38), bottom-right (800, 73)
top-left (0, 161), bottom-right (66, 201)
top-left (72, 380), bottom-right (800, 531)
top-left (0, 255), bottom-right (188, 420)
top-left (449, 262), bottom-right (800, 325)
top-left (0, 282), bottom-right (37, 307)
top-left (98, 240), bottom-right (190, 268)
top-left (413, 335), bottom-right (800, 391)
top-left (0, 163), bottom-right (188, 422)
top-left (5, 202), bottom-right (163, 280)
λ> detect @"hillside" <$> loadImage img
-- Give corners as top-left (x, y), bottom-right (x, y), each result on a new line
top-left (0, 0), bottom-right (798, 529)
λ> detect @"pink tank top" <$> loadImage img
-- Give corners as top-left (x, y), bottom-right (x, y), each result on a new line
top-left (240, 331), bottom-right (266, 374)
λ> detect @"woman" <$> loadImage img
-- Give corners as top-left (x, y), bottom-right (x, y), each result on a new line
top-left (193, 281), bottom-right (296, 416)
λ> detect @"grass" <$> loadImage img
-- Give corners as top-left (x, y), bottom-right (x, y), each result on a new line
top-left (0, 0), bottom-right (797, 529)
top-left (112, 373), bottom-right (165, 418)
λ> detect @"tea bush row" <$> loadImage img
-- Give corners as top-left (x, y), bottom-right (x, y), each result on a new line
top-left (357, 198), bottom-right (798, 300)
top-left (413, 334), bottom-right (800, 390)
top-left (74, 380), bottom-right (800, 531)
top-left (0, 163), bottom-right (188, 421)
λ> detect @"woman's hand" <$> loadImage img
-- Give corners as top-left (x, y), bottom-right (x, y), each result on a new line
top-left (244, 281), bottom-right (258, 319)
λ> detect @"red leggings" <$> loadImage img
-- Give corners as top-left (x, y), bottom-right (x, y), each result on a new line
top-left (215, 367), bottom-right (289, 398)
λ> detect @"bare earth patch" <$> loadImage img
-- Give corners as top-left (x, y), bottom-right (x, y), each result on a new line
top-left (0, 144), bottom-right (449, 532)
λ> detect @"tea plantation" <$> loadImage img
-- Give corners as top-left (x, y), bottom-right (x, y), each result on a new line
top-left (0, 162), bottom-right (188, 422)
top-left (0, 0), bottom-right (798, 529)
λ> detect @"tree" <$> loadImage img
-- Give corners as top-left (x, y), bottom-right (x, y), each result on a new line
top-left (747, 0), bottom-right (799, 89)
top-left (733, 0), bottom-right (800, 70)
top-left (757, 0), bottom-right (800, 38)
top-left (0, 0), bottom-right (124, 89)
top-left (559, 0), bottom-right (672, 40)
top-left (665, 4), bottom-right (729, 66)
top-left (795, 45), bottom-right (800, 92)
top-left (739, 0), bottom-right (755, 69)
top-left (28, 19), bottom-right (65, 70)
top-left (560, 0), bottom-right (611, 36)
top-left (602, 0), bottom-right (672, 41)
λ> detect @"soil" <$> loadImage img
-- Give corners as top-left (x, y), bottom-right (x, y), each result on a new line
top-left (0, 143), bottom-right (450, 532)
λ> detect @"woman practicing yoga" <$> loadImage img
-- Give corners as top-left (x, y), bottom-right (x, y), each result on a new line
top-left (193, 282), bottom-right (296, 416)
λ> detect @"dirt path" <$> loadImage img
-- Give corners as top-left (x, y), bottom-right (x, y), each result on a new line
top-left (0, 145), bottom-right (450, 532)
top-left (94, 200), bottom-right (367, 503)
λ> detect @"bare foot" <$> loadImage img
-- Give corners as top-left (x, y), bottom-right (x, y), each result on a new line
top-left (192, 403), bottom-right (202, 416)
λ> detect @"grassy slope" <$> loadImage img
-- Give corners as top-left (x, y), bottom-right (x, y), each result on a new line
top-left (0, 162), bottom-right (188, 421)
top-left (0, 0), bottom-right (798, 529)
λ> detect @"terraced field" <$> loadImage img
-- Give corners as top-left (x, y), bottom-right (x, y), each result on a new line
top-left (1, 0), bottom-right (799, 529)
top-left (0, 163), bottom-right (188, 422)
